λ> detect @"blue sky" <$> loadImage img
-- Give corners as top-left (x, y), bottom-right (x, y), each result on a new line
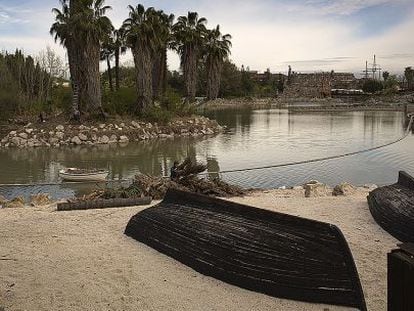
top-left (0, 0), bottom-right (413, 75)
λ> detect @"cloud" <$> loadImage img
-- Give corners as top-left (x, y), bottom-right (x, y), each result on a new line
top-left (0, 0), bottom-right (413, 75)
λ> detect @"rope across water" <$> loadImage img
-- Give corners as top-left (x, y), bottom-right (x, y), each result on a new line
top-left (201, 114), bottom-right (414, 175)
top-left (0, 115), bottom-right (412, 187)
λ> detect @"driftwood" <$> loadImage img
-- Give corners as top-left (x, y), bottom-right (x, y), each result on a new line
top-left (125, 189), bottom-right (366, 310)
top-left (93, 158), bottom-right (245, 200)
top-left (367, 171), bottom-right (414, 242)
top-left (57, 197), bottom-right (151, 211)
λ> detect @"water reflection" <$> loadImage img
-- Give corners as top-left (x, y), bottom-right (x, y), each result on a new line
top-left (0, 109), bottom-right (412, 199)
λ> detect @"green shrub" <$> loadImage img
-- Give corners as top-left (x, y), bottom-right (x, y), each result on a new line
top-left (362, 79), bottom-right (383, 93)
top-left (102, 87), bottom-right (137, 115)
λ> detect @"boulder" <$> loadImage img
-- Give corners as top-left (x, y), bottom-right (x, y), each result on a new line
top-left (119, 135), bottom-right (129, 143)
top-left (0, 195), bottom-right (8, 207)
top-left (304, 181), bottom-right (329, 198)
top-left (109, 135), bottom-right (118, 143)
top-left (25, 128), bottom-right (34, 134)
top-left (18, 132), bottom-right (28, 139)
top-left (100, 135), bottom-right (110, 144)
top-left (332, 182), bottom-right (356, 196)
top-left (56, 125), bottom-right (64, 131)
top-left (131, 121), bottom-right (140, 128)
top-left (55, 132), bottom-right (64, 139)
top-left (1, 137), bottom-right (9, 144)
top-left (10, 137), bottom-right (22, 147)
top-left (99, 124), bottom-right (106, 129)
top-left (30, 194), bottom-right (52, 207)
top-left (5, 196), bottom-right (25, 208)
top-left (9, 131), bottom-right (17, 136)
top-left (78, 133), bottom-right (88, 141)
top-left (71, 136), bottom-right (82, 145)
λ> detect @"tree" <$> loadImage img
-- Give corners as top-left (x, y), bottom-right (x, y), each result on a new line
top-left (204, 25), bottom-right (232, 100)
top-left (51, 0), bottom-right (112, 118)
top-left (173, 11), bottom-right (207, 103)
top-left (362, 79), bottom-right (383, 93)
top-left (152, 10), bottom-right (174, 99)
top-left (404, 67), bottom-right (413, 90)
top-left (100, 30), bottom-right (115, 91)
top-left (122, 4), bottom-right (160, 113)
top-left (113, 28), bottom-right (127, 91)
top-left (382, 71), bottom-right (389, 82)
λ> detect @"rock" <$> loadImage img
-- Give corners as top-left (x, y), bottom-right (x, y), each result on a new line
top-left (5, 196), bottom-right (25, 208)
top-left (304, 181), bottom-right (329, 198)
top-left (332, 182), bottom-right (356, 196)
top-left (71, 136), bottom-right (82, 145)
top-left (78, 133), bottom-right (88, 141)
top-left (56, 125), bottom-right (64, 131)
top-left (49, 137), bottom-right (59, 145)
top-left (0, 195), bottom-right (8, 207)
top-left (1, 137), bottom-right (8, 144)
top-left (363, 184), bottom-right (378, 190)
top-left (55, 132), bottom-right (64, 139)
top-left (9, 131), bottom-right (17, 136)
top-left (30, 194), bottom-right (52, 207)
top-left (10, 136), bottom-right (22, 147)
top-left (131, 121), bottom-right (140, 128)
top-left (25, 128), bottom-right (33, 134)
top-left (120, 123), bottom-right (125, 127)
top-left (99, 124), bottom-right (106, 129)
top-left (18, 132), bottom-right (28, 139)
top-left (99, 135), bottom-right (109, 144)
top-left (109, 135), bottom-right (118, 143)
top-left (119, 135), bottom-right (129, 143)
top-left (91, 134), bottom-right (97, 141)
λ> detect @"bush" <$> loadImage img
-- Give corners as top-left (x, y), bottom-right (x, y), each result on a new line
top-left (102, 87), bottom-right (137, 115)
top-left (362, 79), bottom-right (383, 93)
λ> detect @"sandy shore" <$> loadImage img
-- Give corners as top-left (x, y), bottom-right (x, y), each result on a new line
top-left (0, 188), bottom-right (397, 311)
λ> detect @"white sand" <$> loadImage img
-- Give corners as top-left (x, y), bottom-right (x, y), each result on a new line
top-left (0, 188), bottom-right (397, 311)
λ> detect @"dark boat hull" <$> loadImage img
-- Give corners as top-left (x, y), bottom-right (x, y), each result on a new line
top-left (125, 189), bottom-right (366, 310)
top-left (367, 171), bottom-right (414, 242)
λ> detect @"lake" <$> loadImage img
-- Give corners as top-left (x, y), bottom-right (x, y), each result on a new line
top-left (0, 109), bottom-right (413, 199)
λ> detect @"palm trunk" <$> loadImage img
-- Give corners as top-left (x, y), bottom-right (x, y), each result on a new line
top-left (82, 38), bottom-right (104, 117)
top-left (152, 52), bottom-right (161, 99)
top-left (206, 58), bottom-right (222, 100)
top-left (107, 56), bottom-right (113, 92)
top-left (183, 45), bottom-right (197, 103)
top-left (66, 40), bottom-right (80, 116)
top-left (160, 48), bottom-right (168, 96)
top-left (132, 41), bottom-right (153, 113)
top-left (115, 48), bottom-right (120, 90)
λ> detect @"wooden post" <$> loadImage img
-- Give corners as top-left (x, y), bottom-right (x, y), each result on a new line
top-left (388, 243), bottom-right (414, 311)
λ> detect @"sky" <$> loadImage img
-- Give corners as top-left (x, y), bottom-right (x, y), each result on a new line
top-left (0, 0), bottom-right (413, 76)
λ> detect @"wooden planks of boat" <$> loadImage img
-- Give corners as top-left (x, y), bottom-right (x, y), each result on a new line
top-left (367, 171), bottom-right (414, 242)
top-left (59, 168), bottom-right (108, 182)
top-left (125, 189), bottom-right (367, 310)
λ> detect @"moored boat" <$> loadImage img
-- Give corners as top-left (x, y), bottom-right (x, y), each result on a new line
top-left (59, 168), bottom-right (108, 182)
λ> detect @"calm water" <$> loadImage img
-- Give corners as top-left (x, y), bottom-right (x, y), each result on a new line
top-left (1, 109), bottom-right (413, 199)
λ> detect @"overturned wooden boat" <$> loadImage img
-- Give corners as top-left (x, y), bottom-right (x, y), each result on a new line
top-left (59, 168), bottom-right (108, 182)
top-left (367, 171), bottom-right (414, 242)
top-left (125, 189), bottom-right (366, 310)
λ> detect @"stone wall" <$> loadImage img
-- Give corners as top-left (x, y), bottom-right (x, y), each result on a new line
top-left (283, 73), bottom-right (332, 98)
top-left (0, 116), bottom-right (222, 149)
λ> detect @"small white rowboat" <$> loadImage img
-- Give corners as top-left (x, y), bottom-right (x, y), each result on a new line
top-left (59, 168), bottom-right (109, 182)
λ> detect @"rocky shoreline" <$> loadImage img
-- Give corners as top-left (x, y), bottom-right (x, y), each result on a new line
top-left (0, 116), bottom-right (222, 148)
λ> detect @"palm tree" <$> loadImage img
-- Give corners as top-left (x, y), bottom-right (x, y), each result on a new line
top-left (152, 11), bottom-right (174, 99)
top-left (173, 12), bottom-right (207, 103)
top-left (122, 4), bottom-right (160, 113)
top-left (101, 29), bottom-right (115, 91)
top-left (204, 25), bottom-right (231, 100)
top-left (52, 0), bottom-right (112, 118)
top-left (50, 0), bottom-right (81, 117)
top-left (112, 28), bottom-right (127, 91)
